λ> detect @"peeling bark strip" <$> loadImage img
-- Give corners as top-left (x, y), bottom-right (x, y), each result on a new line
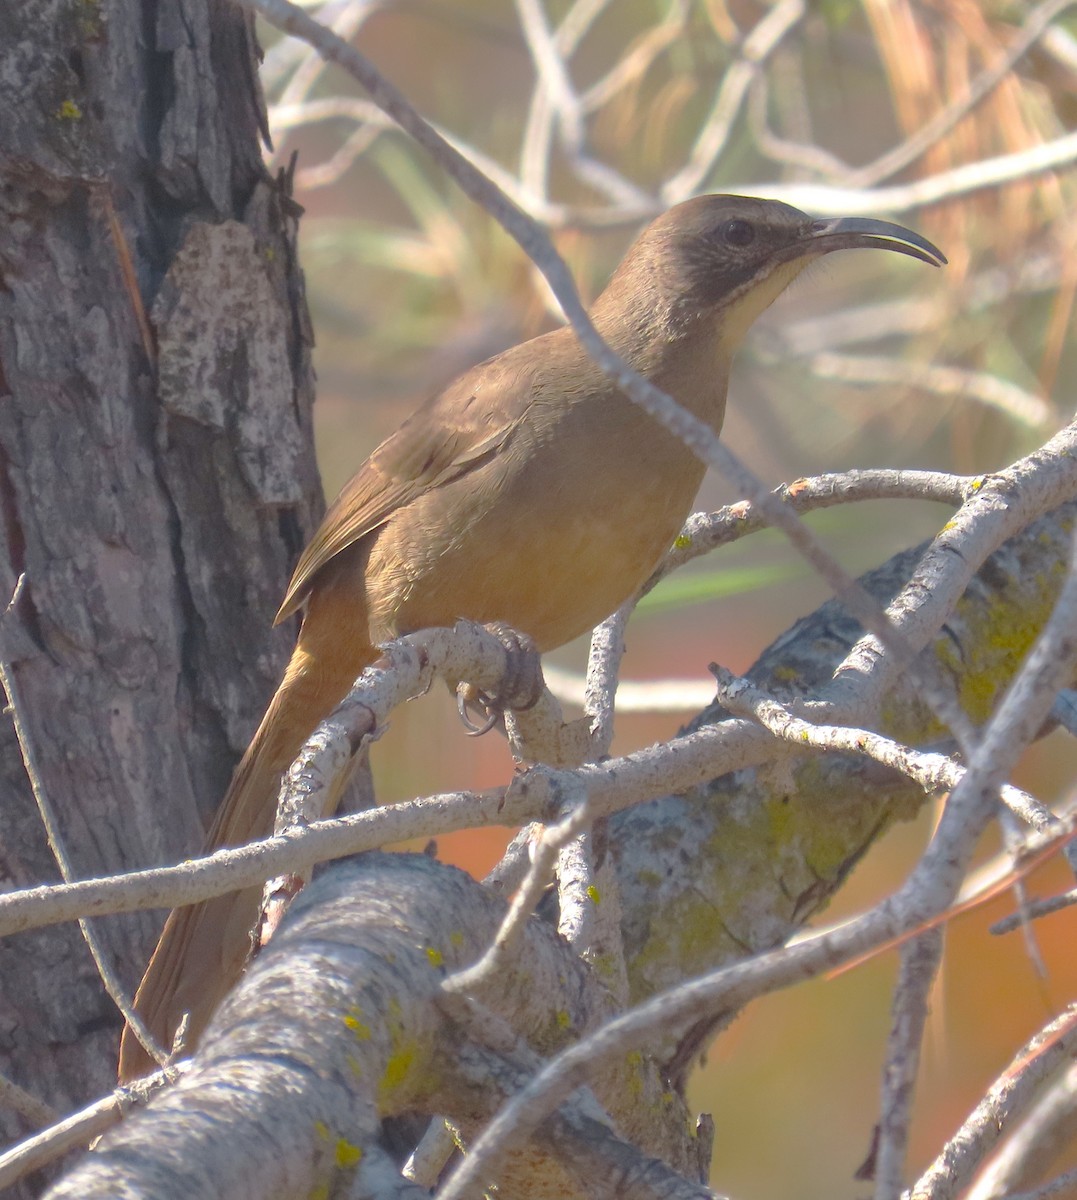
top-left (0, 0), bottom-right (321, 1184)
top-left (154, 220), bottom-right (305, 505)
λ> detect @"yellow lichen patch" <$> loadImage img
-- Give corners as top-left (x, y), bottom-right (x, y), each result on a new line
top-left (313, 1121), bottom-right (330, 1141)
top-left (555, 1009), bottom-right (572, 1029)
top-left (335, 1139), bottom-right (363, 1169)
top-left (380, 1044), bottom-right (416, 1097)
top-left (624, 1050), bottom-right (645, 1098)
top-left (674, 534), bottom-right (692, 549)
top-left (426, 946), bottom-right (444, 968)
top-left (344, 1008), bottom-right (372, 1040)
top-left (932, 578), bottom-right (1064, 726)
top-left (763, 784), bottom-right (796, 843)
top-left (586, 884), bottom-right (601, 904)
top-left (56, 100), bottom-right (82, 121)
top-left (585, 950), bottom-right (624, 990)
top-left (626, 871), bottom-right (745, 996)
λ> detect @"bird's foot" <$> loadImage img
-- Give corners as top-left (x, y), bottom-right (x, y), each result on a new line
top-left (456, 623), bottom-right (544, 737)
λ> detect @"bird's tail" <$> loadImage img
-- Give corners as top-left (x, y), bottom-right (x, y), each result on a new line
top-left (118, 575), bottom-right (377, 1081)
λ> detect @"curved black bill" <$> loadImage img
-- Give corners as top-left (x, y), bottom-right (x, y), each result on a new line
top-left (808, 216), bottom-right (947, 267)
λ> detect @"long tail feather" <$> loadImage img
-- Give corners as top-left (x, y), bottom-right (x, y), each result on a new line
top-left (119, 573), bottom-right (375, 1080)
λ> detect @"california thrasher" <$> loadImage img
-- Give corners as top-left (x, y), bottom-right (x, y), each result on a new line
top-left (119, 194), bottom-right (945, 1079)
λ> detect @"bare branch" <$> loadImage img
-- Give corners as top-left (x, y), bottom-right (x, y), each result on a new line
top-left (710, 665), bottom-right (1053, 831)
top-left (0, 1070), bottom-right (58, 1129)
top-left (966, 1063), bottom-right (1077, 1200)
top-left (0, 1074), bottom-right (169, 1193)
top-left (824, 422), bottom-right (1077, 720)
top-left (873, 931), bottom-right (945, 1200)
top-left (773, 250), bottom-right (1063, 357)
top-left (662, 0), bottom-right (807, 201)
top-left (747, 72), bottom-right (850, 180)
top-left (806, 353), bottom-right (1054, 430)
top-left (846, 0), bottom-right (1077, 189)
top-left (908, 1006), bottom-right (1077, 1200)
top-left (744, 131), bottom-right (1077, 220)
top-left (990, 887), bottom-right (1077, 934)
top-left (664, 468), bottom-right (974, 576)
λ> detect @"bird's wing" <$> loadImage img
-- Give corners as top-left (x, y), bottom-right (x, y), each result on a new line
top-left (275, 349), bottom-right (543, 623)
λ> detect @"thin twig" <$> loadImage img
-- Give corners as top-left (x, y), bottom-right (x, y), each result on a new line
top-left (0, 577), bottom-right (168, 1070)
top-left (807, 352), bottom-right (1053, 430)
top-left (662, 0), bottom-right (807, 201)
top-left (966, 1061), bottom-right (1077, 1200)
top-left (908, 1006), bottom-right (1077, 1200)
top-left (446, 780), bottom-right (589, 991)
top-left (662, 468), bottom-right (974, 576)
top-left (740, 130), bottom-right (1077, 220)
top-left (710, 665), bottom-right (1054, 830)
top-left (514, 0), bottom-right (584, 151)
top-left (0, 1071), bottom-right (170, 1192)
top-left (990, 886), bottom-right (1077, 934)
top-left (873, 930), bottom-right (945, 1200)
top-left (847, 0), bottom-right (1077, 188)
top-left (0, 1069), bottom-right (58, 1128)
top-left (747, 72), bottom-right (850, 180)
top-left (996, 807), bottom-right (1049, 979)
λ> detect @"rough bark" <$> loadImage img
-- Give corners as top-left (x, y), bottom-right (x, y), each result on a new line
top-left (0, 0), bottom-right (322, 1181)
top-left (45, 854), bottom-right (713, 1200)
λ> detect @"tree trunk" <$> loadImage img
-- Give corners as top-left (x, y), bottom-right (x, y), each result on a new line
top-left (0, 0), bottom-right (322, 1183)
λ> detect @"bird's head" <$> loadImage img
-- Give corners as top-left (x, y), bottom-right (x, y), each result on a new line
top-left (594, 194), bottom-right (945, 352)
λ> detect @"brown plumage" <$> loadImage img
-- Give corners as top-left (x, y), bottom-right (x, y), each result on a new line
top-left (119, 195), bottom-right (944, 1079)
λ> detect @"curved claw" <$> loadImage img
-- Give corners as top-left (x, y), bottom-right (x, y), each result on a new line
top-left (456, 684), bottom-right (500, 736)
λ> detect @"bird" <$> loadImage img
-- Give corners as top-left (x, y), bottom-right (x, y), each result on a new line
top-left (118, 194), bottom-right (945, 1079)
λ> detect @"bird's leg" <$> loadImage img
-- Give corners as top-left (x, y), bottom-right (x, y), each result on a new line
top-left (456, 622), bottom-right (544, 736)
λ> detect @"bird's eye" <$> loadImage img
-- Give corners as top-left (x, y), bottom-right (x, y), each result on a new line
top-left (722, 219), bottom-right (755, 247)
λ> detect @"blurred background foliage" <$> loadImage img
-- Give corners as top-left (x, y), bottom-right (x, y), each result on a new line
top-left (259, 2), bottom-right (1077, 1196)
